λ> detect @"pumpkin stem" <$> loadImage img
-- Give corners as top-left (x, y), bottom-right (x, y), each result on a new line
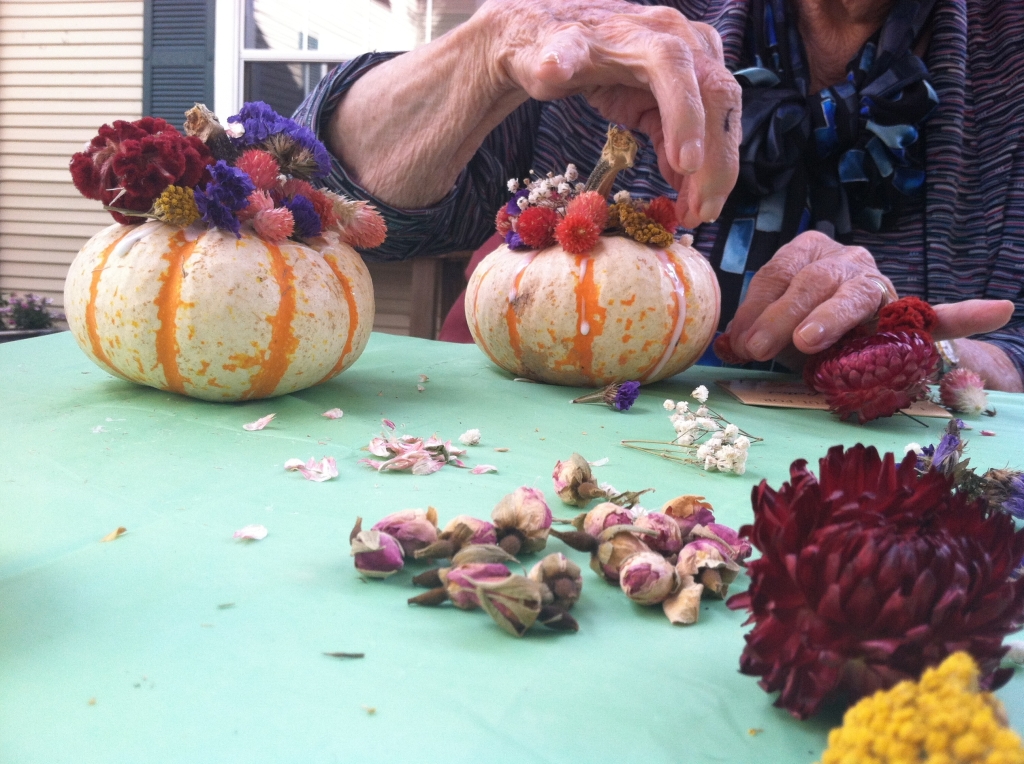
top-left (583, 125), bottom-right (639, 197)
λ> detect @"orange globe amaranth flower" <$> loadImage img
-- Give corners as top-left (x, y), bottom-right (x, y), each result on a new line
top-left (727, 444), bottom-right (1024, 720)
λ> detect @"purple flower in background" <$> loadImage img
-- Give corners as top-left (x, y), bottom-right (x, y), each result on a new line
top-left (1004, 474), bottom-right (1024, 519)
top-left (505, 230), bottom-right (525, 249)
top-left (227, 101), bottom-right (287, 144)
top-left (613, 381), bottom-right (641, 411)
top-left (285, 194), bottom-right (322, 238)
top-left (930, 430), bottom-right (962, 476)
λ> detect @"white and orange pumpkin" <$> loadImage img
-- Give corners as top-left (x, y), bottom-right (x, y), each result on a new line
top-left (465, 236), bottom-right (720, 386)
top-left (64, 221), bottom-right (374, 401)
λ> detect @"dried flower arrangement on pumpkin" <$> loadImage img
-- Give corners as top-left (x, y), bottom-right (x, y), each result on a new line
top-left (803, 296), bottom-right (941, 423)
top-left (495, 125), bottom-right (685, 256)
top-left (70, 102), bottom-right (385, 248)
top-left (727, 442), bottom-right (1024, 720)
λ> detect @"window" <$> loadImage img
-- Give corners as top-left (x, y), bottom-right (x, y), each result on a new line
top-left (214, 0), bottom-right (481, 120)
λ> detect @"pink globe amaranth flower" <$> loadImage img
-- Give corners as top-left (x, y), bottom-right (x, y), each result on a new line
top-left (441, 562), bottom-right (512, 609)
top-left (492, 487), bottom-right (553, 555)
top-left (237, 188), bottom-right (274, 222)
top-left (726, 444), bottom-right (1024, 720)
top-left (632, 512), bottom-right (684, 556)
top-left (372, 508), bottom-right (439, 557)
top-left (619, 551), bottom-right (679, 605)
top-left (939, 367), bottom-right (988, 414)
top-left (350, 530), bottom-right (404, 578)
top-left (252, 206), bottom-right (294, 243)
top-left (582, 502), bottom-right (635, 538)
top-left (443, 515), bottom-right (497, 546)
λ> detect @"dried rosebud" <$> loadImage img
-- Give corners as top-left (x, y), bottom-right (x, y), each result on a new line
top-left (350, 529), bottom-right (404, 578)
top-left (371, 507), bottom-right (438, 557)
top-left (553, 453), bottom-right (607, 507)
top-left (491, 487), bottom-right (553, 555)
top-left (581, 502), bottom-right (635, 537)
top-left (690, 522), bottom-right (753, 564)
top-left (528, 553), bottom-right (584, 609)
top-left (440, 562), bottom-right (513, 609)
top-left (662, 574), bottom-right (704, 625)
top-left (676, 541), bottom-right (741, 599)
top-left (414, 515), bottom-right (497, 560)
top-left (475, 574), bottom-right (546, 637)
top-left (661, 495), bottom-right (715, 538)
top-left (632, 511), bottom-right (684, 556)
top-left (592, 525), bottom-right (652, 583)
top-left (451, 544), bottom-right (519, 567)
top-left (619, 551), bottom-right (680, 605)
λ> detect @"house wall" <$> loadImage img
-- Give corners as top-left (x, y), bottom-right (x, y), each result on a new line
top-left (0, 0), bottom-right (145, 308)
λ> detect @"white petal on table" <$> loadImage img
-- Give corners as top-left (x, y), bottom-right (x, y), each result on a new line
top-left (234, 524), bottom-right (268, 541)
top-left (470, 464), bottom-right (498, 474)
top-left (322, 408), bottom-right (344, 419)
top-left (243, 413), bottom-right (276, 431)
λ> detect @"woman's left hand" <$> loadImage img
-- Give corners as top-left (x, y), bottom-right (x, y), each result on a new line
top-left (717, 230), bottom-right (1021, 390)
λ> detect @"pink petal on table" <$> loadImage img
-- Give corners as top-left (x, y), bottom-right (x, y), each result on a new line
top-left (368, 437), bottom-right (392, 457)
top-left (981, 430), bottom-right (996, 436)
top-left (358, 457), bottom-right (385, 472)
top-left (411, 457), bottom-right (445, 476)
top-left (322, 408), bottom-right (344, 419)
top-left (243, 413), bottom-right (276, 431)
top-left (471, 465), bottom-right (498, 474)
top-left (296, 456), bottom-right (338, 482)
top-left (382, 419), bottom-right (396, 430)
top-left (284, 458), bottom-right (305, 471)
top-left (234, 524), bottom-right (268, 541)
top-left (451, 458), bottom-right (466, 468)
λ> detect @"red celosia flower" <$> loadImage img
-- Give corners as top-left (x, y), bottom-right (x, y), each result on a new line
top-left (804, 330), bottom-right (939, 423)
top-left (252, 206), bottom-right (295, 243)
top-left (727, 444), bottom-right (1024, 720)
top-left (644, 196), bottom-right (678, 232)
top-left (516, 206), bottom-right (559, 249)
top-left (495, 207), bottom-right (512, 236)
top-left (555, 211), bottom-right (602, 255)
top-left (566, 191), bottom-right (609, 230)
top-left (877, 295), bottom-right (938, 334)
top-left (234, 149), bottom-right (281, 191)
top-left (70, 117), bottom-right (212, 224)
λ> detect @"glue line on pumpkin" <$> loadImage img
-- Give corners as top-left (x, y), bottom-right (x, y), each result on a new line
top-left (112, 221), bottom-right (161, 259)
top-left (240, 242), bottom-right (299, 399)
top-left (642, 249), bottom-right (687, 382)
top-left (469, 255), bottom-right (502, 368)
top-left (505, 251), bottom-right (535, 364)
top-left (316, 253), bottom-right (360, 384)
top-left (153, 230), bottom-right (198, 394)
top-left (85, 228), bottom-right (134, 379)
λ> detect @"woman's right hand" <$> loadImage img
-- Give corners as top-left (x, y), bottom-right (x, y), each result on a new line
top-left (483, 0), bottom-right (742, 228)
top-left (329, 0), bottom-right (740, 224)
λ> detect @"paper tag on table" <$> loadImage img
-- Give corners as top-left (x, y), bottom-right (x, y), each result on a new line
top-left (715, 379), bottom-right (951, 419)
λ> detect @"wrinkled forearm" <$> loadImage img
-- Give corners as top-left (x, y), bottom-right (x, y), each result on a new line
top-left (327, 8), bottom-right (527, 209)
top-left (954, 339), bottom-right (1024, 393)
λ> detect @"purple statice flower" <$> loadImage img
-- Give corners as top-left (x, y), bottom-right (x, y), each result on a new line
top-left (194, 160), bottom-right (254, 237)
top-left (505, 230), bottom-right (526, 249)
top-left (505, 189), bottom-right (529, 216)
top-left (1004, 473), bottom-right (1024, 519)
top-left (284, 194), bottom-right (322, 238)
top-left (930, 430), bottom-right (962, 477)
top-left (227, 101), bottom-right (287, 144)
top-left (612, 381), bottom-right (641, 411)
top-left (283, 123), bottom-right (332, 178)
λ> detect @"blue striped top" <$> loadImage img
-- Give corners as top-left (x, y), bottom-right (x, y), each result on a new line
top-left (293, 0), bottom-right (1024, 379)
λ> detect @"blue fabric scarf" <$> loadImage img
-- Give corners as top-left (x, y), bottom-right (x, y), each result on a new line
top-left (710, 0), bottom-right (939, 328)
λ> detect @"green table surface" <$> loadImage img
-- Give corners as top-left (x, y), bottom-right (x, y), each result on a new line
top-left (1, 332), bottom-right (1022, 763)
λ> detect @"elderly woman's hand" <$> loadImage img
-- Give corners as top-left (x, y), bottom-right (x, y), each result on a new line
top-left (330, 0), bottom-right (740, 225)
top-left (487, 0), bottom-right (742, 228)
top-left (717, 230), bottom-right (1021, 390)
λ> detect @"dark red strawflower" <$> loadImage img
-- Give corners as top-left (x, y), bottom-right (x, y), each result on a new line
top-left (644, 196), bottom-right (678, 232)
top-left (804, 330), bottom-right (939, 423)
top-left (70, 117), bottom-right (212, 224)
top-left (516, 206), bottom-right (559, 248)
top-left (727, 444), bottom-right (1024, 720)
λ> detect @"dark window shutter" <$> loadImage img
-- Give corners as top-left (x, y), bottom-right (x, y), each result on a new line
top-left (143, 0), bottom-right (216, 128)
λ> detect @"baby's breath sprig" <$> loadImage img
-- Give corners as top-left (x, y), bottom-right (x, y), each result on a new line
top-left (622, 385), bottom-right (761, 475)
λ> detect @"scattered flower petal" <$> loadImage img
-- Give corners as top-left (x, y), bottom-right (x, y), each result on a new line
top-left (589, 457), bottom-right (609, 467)
top-left (417, 384), bottom-right (426, 392)
top-left (92, 425), bottom-right (107, 433)
top-left (459, 429), bottom-right (482, 446)
top-left (243, 413), bottom-right (276, 431)
top-left (471, 465), bottom-right (498, 474)
top-left (418, 374), bottom-right (429, 383)
top-left (284, 458), bottom-right (304, 470)
top-left (234, 524), bottom-right (268, 541)
top-left (382, 419), bottom-right (396, 430)
top-left (981, 430), bottom-right (996, 436)
top-left (286, 456), bottom-right (338, 481)
top-left (322, 408), bottom-right (344, 419)
top-left (494, 447), bottom-right (509, 452)
top-left (100, 527), bottom-right (126, 542)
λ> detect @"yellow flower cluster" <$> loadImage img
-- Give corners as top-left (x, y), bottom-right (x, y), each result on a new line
top-left (608, 202), bottom-right (673, 248)
top-left (819, 652), bottom-right (1024, 764)
top-left (152, 185), bottom-right (200, 227)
